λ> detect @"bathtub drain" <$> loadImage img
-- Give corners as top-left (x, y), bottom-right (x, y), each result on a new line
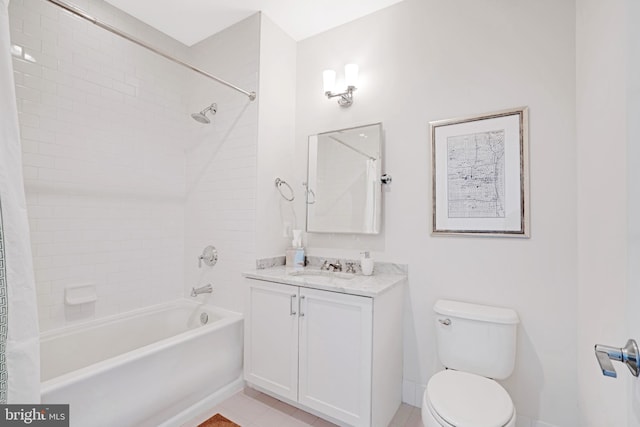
top-left (200, 312), bottom-right (209, 325)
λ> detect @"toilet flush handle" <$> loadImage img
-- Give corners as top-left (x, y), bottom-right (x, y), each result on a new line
top-left (438, 318), bottom-right (451, 326)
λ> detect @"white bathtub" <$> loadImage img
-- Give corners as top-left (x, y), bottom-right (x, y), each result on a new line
top-left (40, 300), bottom-right (244, 427)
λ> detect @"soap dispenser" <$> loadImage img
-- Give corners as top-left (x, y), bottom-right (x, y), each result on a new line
top-left (286, 229), bottom-right (305, 270)
top-left (360, 251), bottom-right (374, 276)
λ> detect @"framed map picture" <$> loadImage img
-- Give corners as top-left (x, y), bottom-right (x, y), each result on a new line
top-left (430, 107), bottom-right (529, 237)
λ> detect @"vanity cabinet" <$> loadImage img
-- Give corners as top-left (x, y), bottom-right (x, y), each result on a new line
top-left (244, 274), bottom-right (404, 427)
top-left (244, 281), bottom-right (301, 402)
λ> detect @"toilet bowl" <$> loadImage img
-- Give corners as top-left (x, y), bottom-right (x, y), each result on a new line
top-left (423, 300), bottom-right (520, 427)
top-left (421, 370), bottom-right (515, 427)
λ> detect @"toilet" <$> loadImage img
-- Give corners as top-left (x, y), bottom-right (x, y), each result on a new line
top-left (422, 299), bottom-right (520, 427)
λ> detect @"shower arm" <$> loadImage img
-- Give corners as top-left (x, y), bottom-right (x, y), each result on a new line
top-left (44, 0), bottom-right (257, 102)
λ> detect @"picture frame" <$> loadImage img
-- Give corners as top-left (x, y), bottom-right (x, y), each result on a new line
top-left (430, 107), bottom-right (529, 237)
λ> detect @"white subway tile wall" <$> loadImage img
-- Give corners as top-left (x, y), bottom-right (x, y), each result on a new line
top-left (8, 0), bottom-right (258, 330)
top-left (183, 14), bottom-right (259, 313)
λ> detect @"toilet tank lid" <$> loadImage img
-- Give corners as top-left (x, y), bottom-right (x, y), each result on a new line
top-left (434, 299), bottom-right (519, 324)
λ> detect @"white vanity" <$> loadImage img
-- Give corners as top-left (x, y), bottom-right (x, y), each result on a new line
top-left (243, 266), bottom-right (405, 427)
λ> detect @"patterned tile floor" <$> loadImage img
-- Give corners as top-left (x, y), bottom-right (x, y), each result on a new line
top-left (182, 388), bottom-right (422, 427)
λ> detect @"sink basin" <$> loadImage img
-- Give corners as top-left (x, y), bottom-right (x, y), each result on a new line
top-left (287, 270), bottom-right (355, 280)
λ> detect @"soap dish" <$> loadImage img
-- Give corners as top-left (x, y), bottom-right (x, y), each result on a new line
top-left (65, 284), bottom-right (97, 306)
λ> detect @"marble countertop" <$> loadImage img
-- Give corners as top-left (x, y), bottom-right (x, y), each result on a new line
top-left (243, 265), bottom-right (406, 298)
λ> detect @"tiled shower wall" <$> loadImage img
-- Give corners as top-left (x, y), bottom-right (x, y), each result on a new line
top-left (183, 15), bottom-right (259, 313)
top-left (9, 0), bottom-right (261, 331)
top-left (9, 0), bottom-right (192, 331)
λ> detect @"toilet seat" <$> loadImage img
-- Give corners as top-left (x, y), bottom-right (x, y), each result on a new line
top-left (425, 370), bottom-right (514, 427)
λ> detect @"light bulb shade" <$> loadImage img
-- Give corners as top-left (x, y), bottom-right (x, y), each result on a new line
top-left (344, 64), bottom-right (359, 88)
top-left (323, 69), bottom-right (336, 93)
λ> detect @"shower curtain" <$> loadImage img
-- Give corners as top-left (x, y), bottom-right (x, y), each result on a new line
top-left (363, 159), bottom-right (379, 233)
top-left (0, 0), bottom-right (41, 403)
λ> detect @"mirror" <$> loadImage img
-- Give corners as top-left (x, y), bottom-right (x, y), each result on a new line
top-left (306, 123), bottom-right (382, 234)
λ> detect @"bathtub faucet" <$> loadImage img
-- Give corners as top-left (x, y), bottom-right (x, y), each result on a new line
top-left (191, 284), bottom-right (213, 297)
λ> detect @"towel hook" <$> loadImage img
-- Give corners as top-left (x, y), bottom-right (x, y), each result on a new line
top-left (275, 178), bottom-right (295, 201)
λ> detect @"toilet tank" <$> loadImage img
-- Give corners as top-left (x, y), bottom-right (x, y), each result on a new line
top-left (434, 299), bottom-right (519, 380)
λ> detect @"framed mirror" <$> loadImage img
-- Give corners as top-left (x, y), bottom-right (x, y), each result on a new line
top-left (306, 123), bottom-right (382, 234)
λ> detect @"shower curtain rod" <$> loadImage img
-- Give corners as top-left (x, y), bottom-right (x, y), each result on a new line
top-left (44, 0), bottom-right (256, 101)
top-left (328, 135), bottom-right (377, 161)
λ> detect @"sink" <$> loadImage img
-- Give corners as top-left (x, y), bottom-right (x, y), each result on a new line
top-left (287, 269), bottom-right (355, 280)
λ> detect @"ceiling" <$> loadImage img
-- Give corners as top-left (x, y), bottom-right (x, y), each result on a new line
top-left (103, 0), bottom-right (405, 46)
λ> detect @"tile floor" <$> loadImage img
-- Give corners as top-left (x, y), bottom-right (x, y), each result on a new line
top-left (182, 387), bottom-right (422, 427)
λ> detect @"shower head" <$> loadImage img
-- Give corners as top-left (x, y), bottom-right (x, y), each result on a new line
top-left (191, 112), bottom-right (210, 124)
top-left (191, 103), bottom-right (217, 124)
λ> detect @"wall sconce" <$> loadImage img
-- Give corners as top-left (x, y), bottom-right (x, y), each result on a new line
top-left (323, 64), bottom-right (358, 107)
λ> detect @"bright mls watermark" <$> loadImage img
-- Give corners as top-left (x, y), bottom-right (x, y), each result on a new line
top-left (0, 405), bottom-right (69, 426)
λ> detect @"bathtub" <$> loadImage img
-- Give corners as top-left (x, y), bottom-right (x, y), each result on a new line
top-left (40, 300), bottom-right (244, 427)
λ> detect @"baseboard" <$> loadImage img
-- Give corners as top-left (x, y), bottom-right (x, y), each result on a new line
top-left (401, 379), bottom-right (425, 407)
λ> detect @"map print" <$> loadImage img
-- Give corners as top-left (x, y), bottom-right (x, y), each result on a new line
top-left (446, 129), bottom-right (505, 218)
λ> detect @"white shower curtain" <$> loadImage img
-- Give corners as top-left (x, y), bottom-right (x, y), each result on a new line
top-left (363, 159), bottom-right (379, 233)
top-left (0, 0), bottom-right (41, 403)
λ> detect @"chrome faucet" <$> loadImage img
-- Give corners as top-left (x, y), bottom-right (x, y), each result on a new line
top-left (191, 284), bottom-right (213, 297)
top-left (345, 262), bottom-right (356, 274)
top-left (321, 260), bottom-right (342, 272)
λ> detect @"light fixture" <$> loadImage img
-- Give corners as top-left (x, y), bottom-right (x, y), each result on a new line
top-left (323, 64), bottom-right (358, 107)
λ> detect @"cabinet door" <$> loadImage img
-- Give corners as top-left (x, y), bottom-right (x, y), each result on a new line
top-left (245, 280), bottom-right (299, 401)
top-left (298, 288), bottom-right (373, 427)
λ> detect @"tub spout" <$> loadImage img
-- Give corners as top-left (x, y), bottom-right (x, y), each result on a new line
top-left (191, 284), bottom-right (213, 297)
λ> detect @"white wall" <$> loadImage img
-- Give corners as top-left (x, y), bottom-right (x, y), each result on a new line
top-left (293, 1), bottom-right (577, 425)
top-left (576, 0), bottom-right (640, 425)
top-left (255, 13), bottom-right (297, 259)
top-left (182, 12), bottom-right (298, 312)
top-left (183, 15), bottom-right (260, 313)
top-left (9, 0), bottom-right (191, 331)
top-left (628, 0), bottom-right (640, 424)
